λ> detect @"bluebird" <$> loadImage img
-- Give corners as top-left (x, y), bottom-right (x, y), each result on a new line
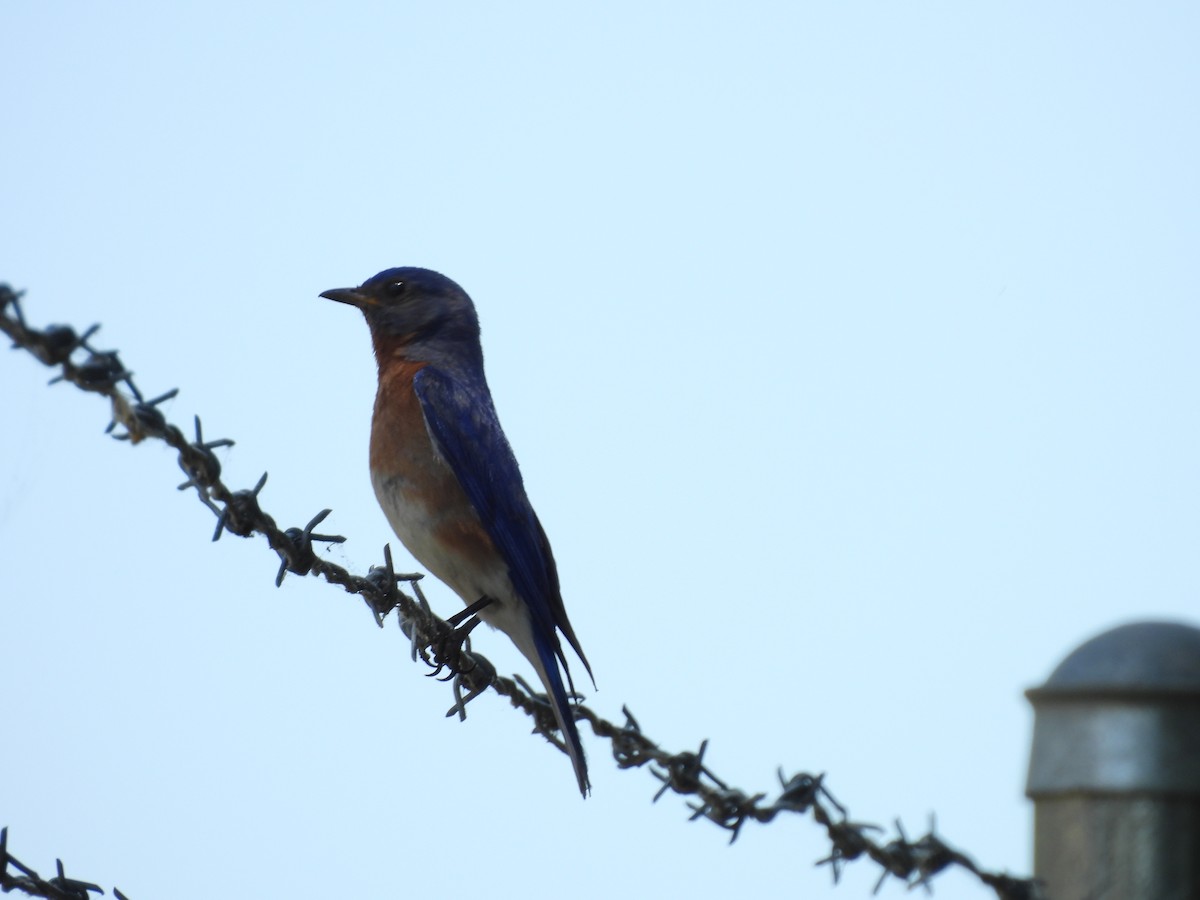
top-left (321, 267), bottom-right (594, 795)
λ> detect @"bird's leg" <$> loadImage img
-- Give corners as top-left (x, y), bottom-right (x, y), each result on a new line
top-left (445, 594), bottom-right (494, 629)
top-left (428, 595), bottom-right (496, 680)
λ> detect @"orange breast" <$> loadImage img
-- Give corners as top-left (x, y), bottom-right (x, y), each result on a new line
top-left (369, 358), bottom-right (431, 475)
top-left (368, 357), bottom-right (503, 591)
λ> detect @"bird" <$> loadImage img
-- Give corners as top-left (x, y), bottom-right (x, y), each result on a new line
top-left (321, 266), bottom-right (594, 796)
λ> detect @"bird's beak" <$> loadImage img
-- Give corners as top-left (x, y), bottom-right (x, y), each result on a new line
top-left (320, 287), bottom-right (369, 308)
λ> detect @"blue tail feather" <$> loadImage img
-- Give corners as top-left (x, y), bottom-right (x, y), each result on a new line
top-left (533, 630), bottom-right (590, 796)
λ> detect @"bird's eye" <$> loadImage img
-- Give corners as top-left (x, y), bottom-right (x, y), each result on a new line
top-left (386, 280), bottom-right (407, 299)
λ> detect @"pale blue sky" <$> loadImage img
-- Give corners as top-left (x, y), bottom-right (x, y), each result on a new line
top-left (2, 3), bottom-right (1198, 898)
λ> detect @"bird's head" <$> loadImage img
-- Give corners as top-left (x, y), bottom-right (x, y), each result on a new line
top-left (321, 267), bottom-right (482, 366)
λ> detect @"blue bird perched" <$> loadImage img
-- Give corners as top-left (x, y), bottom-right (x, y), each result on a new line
top-left (321, 267), bottom-right (594, 795)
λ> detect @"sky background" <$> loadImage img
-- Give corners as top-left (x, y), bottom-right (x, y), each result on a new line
top-left (2, 3), bottom-right (1198, 898)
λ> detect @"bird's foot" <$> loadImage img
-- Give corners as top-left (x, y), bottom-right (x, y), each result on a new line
top-left (427, 595), bottom-right (494, 681)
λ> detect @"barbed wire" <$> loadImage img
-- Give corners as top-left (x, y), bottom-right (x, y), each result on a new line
top-left (0, 282), bottom-right (1043, 899)
top-left (0, 828), bottom-right (128, 900)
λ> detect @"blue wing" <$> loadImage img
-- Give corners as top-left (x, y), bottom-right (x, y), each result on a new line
top-left (413, 365), bottom-right (593, 790)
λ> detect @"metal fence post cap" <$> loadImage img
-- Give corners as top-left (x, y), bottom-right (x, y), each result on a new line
top-left (1025, 620), bottom-right (1200, 796)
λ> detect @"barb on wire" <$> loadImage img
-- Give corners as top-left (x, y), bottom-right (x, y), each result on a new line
top-left (0, 827), bottom-right (123, 900)
top-left (0, 282), bottom-right (1043, 899)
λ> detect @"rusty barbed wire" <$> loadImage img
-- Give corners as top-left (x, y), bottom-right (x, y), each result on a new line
top-left (0, 283), bottom-right (1043, 899)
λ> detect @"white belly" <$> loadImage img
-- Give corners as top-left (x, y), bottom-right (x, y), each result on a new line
top-left (370, 469), bottom-right (535, 656)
